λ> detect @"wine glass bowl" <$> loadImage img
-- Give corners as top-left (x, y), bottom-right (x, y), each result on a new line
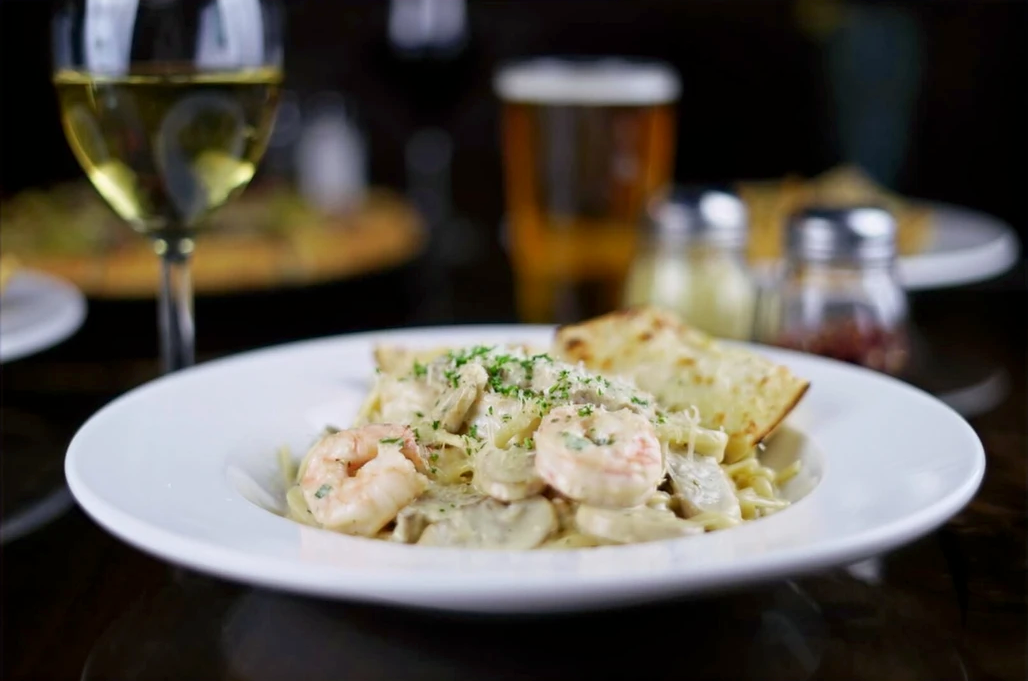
top-left (52, 0), bottom-right (283, 372)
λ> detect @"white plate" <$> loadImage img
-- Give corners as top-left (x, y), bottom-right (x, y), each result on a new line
top-left (739, 202), bottom-right (1020, 292)
top-left (0, 270), bottom-right (87, 363)
top-left (900, 202), bottom-right (1021, 290)
top-left (65, 326), bottom-right (985, 613)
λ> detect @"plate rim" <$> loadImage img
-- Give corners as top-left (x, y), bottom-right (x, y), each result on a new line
top-left (64, 324), bottom-right (987, 611)
top-left (747, 202), bottom-right (1020, 292)
top-left (0, 268), bottom-right (87, 363)
top-left (898, 202), bottom-right (1021, 291)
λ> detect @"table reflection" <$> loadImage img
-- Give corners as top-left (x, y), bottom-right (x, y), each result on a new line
top-left (81, 566), bottom-right (977, 681)
top-left (0, 407), bottom-right (75, 543)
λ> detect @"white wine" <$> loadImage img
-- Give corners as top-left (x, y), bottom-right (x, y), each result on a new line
top-left (54, 66), bottom-right (282, 237)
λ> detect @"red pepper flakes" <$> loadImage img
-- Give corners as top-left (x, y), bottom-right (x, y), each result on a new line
top-left (774, 318), bottom-right (909, 375)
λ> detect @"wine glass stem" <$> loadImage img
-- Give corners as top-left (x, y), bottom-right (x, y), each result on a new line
top-left (157, 236), bottom-right (195, 373)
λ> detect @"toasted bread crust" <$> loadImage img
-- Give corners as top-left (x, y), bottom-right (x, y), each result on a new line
top-left (553, 307), bottom-right (809, 459)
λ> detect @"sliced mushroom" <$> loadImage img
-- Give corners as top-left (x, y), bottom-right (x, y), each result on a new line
top-left (473, 445), bottom-right (545, 502)
top-left (434, 363), bottom-right (488, 433)
top-left (392, 484), bottom-right (484, 543)
top-left (666, 451), bottom-right (742, 520)
top-left (575, 505), bottom-right (704, 545)
top-left (416, 497), bottom-right (557, 549)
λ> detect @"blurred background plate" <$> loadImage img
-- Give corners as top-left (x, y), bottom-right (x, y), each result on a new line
top-left (0, 269), bottom-right (86, 363)
top-left (740, 165), bottom-right (1020, 291)
top-left (898, 203), bottom-right (1020, 291)
top-left (0, 183), bottom-right (426, 299)
top-left (750, 202), bottom-right (1020, 291)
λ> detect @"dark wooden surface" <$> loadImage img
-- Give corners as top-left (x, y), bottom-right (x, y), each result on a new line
top-left (1, 267), bottom-right (1025, 681)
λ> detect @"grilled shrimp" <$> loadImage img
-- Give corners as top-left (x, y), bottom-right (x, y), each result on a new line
top-left (300, 424), bottom-right (428, 536)
top-left (534, 405), bottom-right (663, 508)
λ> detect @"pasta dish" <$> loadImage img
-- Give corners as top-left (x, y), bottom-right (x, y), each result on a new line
top-left (281, 307), bottom-right (810, 549)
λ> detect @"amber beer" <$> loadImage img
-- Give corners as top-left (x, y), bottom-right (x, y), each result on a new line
top-left (496, 59), bottom-right (679, 323)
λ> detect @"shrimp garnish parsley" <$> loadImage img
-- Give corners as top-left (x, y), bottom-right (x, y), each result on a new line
top-left (300, 424), bottom-right (428, 536)
top-left (534, 405), bottom-right (663, 508)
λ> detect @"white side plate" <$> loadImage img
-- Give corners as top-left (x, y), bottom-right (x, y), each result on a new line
top-left (900, 202), bottom-right (1020, 290)
top-left (743, 202), bottom-right (1020, 292)
top-left (0, 270), bottom-right (87, 363)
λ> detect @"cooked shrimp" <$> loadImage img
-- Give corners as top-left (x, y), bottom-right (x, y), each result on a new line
top-left (300, 424), bottom-right (429, 536)
top-left (534, 405), bottom-right (663, 508)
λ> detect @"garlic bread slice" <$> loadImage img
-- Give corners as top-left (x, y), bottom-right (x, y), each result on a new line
top-left (552, 307), bottom-right (809, 461)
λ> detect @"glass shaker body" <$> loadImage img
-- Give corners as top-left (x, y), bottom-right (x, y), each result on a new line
top-left (625, 240), bottom-right (756, 340)
top-left (623, 186), bottom-right (757, 340)
top-left (754, 208), bottom-right (910, 374)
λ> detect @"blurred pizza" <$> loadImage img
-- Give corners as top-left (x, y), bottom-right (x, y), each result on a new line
top-left (0, 181), bottom-right (426, 298)
top-left (0, 254), bottom-right (18, 294)
top-left (737, 165), bottom-right (933, 262)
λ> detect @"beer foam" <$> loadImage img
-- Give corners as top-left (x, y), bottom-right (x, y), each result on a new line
top-left (494, 58), bottom-right (680, 105)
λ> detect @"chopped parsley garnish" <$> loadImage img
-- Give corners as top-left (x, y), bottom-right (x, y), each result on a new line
top-left (414, 410), bottom-right (424, 418)
top-left (443, 368), bottom-right (460, 388)
top-left (462, 434), bottom-right (481, 454)
top-left (432, 420), bottom-right (440, 430)
top-left (578, 404), bottom-right (594, 417)
top-left (631, 396), bottom-right (649, 406)
top-left (487, 406), bottom-right (494, 416)
top-left (521, 437), bottom-right (535, 450)
top-left (412, 361), bottom-right (427, 378)
top-left (379, 437), bottom-right (403, 444)
top-left (314, 484), bottom-right (332, 499)
top-left (449, 345), bottom-right (493, 368)
top-left (501, 414), bottom-right (512, 422)
top-left (468, 424), bottom-right (480, 439)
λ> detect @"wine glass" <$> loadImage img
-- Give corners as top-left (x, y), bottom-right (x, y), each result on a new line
top-left (52, 0), bottom-right (283, 373)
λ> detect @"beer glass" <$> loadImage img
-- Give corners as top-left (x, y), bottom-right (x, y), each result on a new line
top-left (495, 58), bottom-right (679, 323)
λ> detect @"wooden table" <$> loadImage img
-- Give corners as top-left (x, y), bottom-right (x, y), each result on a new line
top-left (2, 265), bottom-right (1024, 681)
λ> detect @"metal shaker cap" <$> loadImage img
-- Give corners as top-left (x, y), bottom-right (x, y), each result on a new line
top-left (645, 185), bottom-right (748, 249)
top-left (786, 206), bottom-right (897, 263)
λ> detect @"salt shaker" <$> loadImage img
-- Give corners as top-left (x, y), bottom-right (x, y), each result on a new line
top-left (753, 206), bottom-right (909, 374)
top-left (623, 186), bottom-right (757, 340)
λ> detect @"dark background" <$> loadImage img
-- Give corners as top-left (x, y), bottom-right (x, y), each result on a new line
top-left (0, 0), bottom-right (1024, 352)
top-left (3, 0), bottom-right (1025, 238)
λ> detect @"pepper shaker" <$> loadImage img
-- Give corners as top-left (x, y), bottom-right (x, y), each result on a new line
top-left (623, 186), bottom-right (757, 340)
top-left (753, 206), bottom-right (909, 374)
